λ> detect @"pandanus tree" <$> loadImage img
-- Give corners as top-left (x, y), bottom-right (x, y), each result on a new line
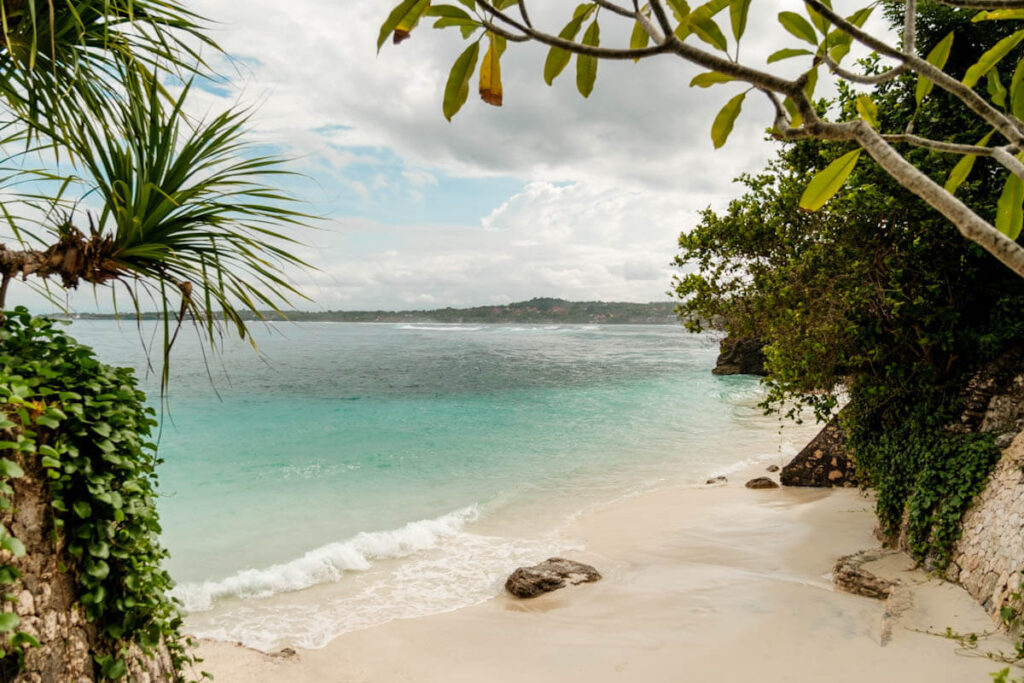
top-left (0, 0), bottom-right (308, 348)
top-left (0, 1), bottom-right (309, 680)
top-left (377, 0), bottom-right (1024, 279)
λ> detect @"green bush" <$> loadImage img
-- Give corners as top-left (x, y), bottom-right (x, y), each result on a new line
top-left (0, 308), bottom-right (195, 680)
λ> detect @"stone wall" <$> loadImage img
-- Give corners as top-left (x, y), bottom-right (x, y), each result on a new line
top-left (946, 432), bottom-right (1024, 625)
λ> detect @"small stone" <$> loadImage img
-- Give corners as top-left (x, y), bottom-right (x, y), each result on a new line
top-left (271, 647), bottom-right (298, 659)
top-left (828, 469), bottom-right (844, 481)
top-left (745, 477), bottom-right (779, 489)
top-left (766, 465), bottom-right (780, 473)
top-left (705, 475), bottom-right (727, 485)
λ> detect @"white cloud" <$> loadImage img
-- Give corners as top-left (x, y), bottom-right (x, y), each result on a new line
top-left (2, 1), bottom-right (899, 313)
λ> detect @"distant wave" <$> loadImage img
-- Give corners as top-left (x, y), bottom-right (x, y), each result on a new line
top-left (397, 324), bottom-right (483, 332)
top-left (172, 506), bottom-right (480, 612)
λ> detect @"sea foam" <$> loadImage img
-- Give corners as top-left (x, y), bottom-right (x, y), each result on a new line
top-left (172, 506), bottom-right (480, 612)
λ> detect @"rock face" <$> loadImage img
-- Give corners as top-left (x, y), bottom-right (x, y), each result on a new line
top-left (945, 432), bottom-right (1024, 622)
top-left (0, 423), bottom-right (175, 682)
top-left (744, 477), bottom-right (779, 489)
top-left (712, 336), bottom-right (767, 376)
top-left (505, 558), bottom-right (601, 598)
top-left (781, 415), bottom-right (858, 487)
top-left (955, 347), bottom-right (1024, 440)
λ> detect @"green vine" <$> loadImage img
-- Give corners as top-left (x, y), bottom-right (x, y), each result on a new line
top-left (847, 395), bottom-right (1002, 570)
top-left (0, 308), bottom-right (201, 680)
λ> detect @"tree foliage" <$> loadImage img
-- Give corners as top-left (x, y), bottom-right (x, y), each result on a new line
top-left (673, 4), bottom-right (1024, 565)
top-left (378, 0), bottom-right (1024, 279)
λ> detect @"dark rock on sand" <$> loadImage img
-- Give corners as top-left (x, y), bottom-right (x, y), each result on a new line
top-left (745, 477), bottom-right (779, 489)
top-left (706, 475), bottom-right (728, 485)
top-left (505, 558), bottom-right (602, 598)
top-left (781, 413), bottom-right (858, 487)
top-left (712, 336), bottom-right (767, 376)
top-left (766, 464), bottom-right (780, 473)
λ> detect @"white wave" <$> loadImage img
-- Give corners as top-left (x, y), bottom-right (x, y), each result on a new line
top-left (172, 506), bottom-right (480, 612)
top-left (185, 529), bottom-right (580, 651)
top-left (397, 324), bottom-right (483, 332)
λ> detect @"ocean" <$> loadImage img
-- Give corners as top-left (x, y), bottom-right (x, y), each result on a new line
top-left (66, 320), bottom-right (813, 651)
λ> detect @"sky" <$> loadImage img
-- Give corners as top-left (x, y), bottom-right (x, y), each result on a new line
top-left (4, 0), bottom-right (891, 313)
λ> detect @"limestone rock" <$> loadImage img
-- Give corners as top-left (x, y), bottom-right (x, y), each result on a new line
top-left (505, 558), bottom-right (601, 598)
top-left (833, 549), bottom-right (898, 600)
top-left (781, 414), bottom-right (857, 487)
top-left (711, 336), bottom-right (767, 376)
top-left (745, 477), bottom-right (779, 489)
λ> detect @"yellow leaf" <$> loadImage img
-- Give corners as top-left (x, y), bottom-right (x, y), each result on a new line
top-left (479, 32), bottom-right (503, 106)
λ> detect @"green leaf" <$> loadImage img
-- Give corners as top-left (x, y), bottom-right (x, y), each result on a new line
top-left (846, 6), bottom-right (873, 27)
top-left (630, 18), bottom-right (651, 60)
top-left (0, 459), bottom-right (23, 479)
top-left (10, 632), bottom-right (40, 648)
top-left (576, 20), bottom-right (600, 98)
top-left (86, 559), bottom-right (110, 581)
top-left (803, 66), bottom-right (819, 99)
top-left (783, 97), bottom-right (803, 127)
top-left (799, 149), bottom-right (861, 211)
top-left (856, 95), bottom-right (879, 128)
top-left (690, 13), bottom-right (728, 51)
top-left (711, 92), bottom-right (746, 149)
top-left (996, 169), bottom-right (1024, 240)
top-left (944, 131), bottom-right (994, 195)
top-left (102, 657), bottom-right (127, 680)
top-left (1011, 59), bottom-right (1024, 119)
top-left (767, 48), bottom-right (812, 63)
top-left (963, 30), bottom-right (1024, 89)
top-left (425, 5), bottom-right (473, 20)
top-left (728, 0), bottom-right (751, 41)
top-left (690, 71), bottom-right (735, 87)
top-left (41, 456), bottom-right (61, 469)
top-left (1, 536), bottom-right (25, 557)
top-left (778, 12), bottom-right (819, 46)
top-left (73, 501), bottom-right (92, 519)
top-left (443, 42), bottom-right (480, 121)
top-left (35, 415), bottom-right (59, 429)
top-left (0, 613), bottom-right (19, 632)
top-left (916, 31), bottom-right (954, 105)
top-left (544, 6), bottom-right (591, 85)
top-left (806, 5), bottom-right (829, 35)
top-left (973, 9), bottom-right (1024, 21)
top-left (988, 68), bottom-right (1008, 108)
top-left (377, 0), bottom-right (431, 51)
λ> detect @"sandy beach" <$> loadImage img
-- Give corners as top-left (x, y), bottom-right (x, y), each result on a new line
top-left (194, 464), bottom-right (1021, 682)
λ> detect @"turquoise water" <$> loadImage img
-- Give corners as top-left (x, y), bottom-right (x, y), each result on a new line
top-left (68, 320), bottom-right (810, 650)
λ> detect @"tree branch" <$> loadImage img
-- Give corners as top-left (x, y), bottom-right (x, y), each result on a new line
top-left (591, 0), bottom-right (636, 18)
top-left (854, 121), bottom-right (1024, 277)
top-left (824, 57), bottom-right (906, 85)
top-left (805, 0), bottom-right (1024, 148)
top-left (883, 134), bottom-right (998, 155)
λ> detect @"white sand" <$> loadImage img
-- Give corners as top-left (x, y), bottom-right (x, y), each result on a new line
top-left (193, 465), bottom-right (1023, 682)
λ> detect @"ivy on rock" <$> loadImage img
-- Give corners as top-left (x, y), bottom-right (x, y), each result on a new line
top-left (0, 308), bottom-right (199, 681)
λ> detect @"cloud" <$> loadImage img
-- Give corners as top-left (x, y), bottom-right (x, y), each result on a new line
top-left (2, 1), bottom-right (897, 313)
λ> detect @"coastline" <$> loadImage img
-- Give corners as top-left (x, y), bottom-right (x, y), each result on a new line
top-left (193, 462), bottom-right (1021, 682)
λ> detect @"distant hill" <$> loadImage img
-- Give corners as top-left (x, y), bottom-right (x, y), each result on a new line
top-left (73, 298), bottom-right (680, 325)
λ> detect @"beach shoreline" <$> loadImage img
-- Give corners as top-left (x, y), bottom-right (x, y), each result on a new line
top-left (193, 462), bottom-right (1022, 682)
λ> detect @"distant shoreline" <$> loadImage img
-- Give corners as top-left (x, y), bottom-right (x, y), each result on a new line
top-left (57, 297), bottom-right (684, 326)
